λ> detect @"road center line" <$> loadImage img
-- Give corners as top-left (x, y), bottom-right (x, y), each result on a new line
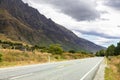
top-left (10, 73), bottom-right (33, 80)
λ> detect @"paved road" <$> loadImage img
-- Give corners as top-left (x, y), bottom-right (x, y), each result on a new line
top-left (0, 57), bottom-right (103, 80)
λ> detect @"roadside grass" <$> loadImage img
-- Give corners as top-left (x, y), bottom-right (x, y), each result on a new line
top-left (0, 49), bottom-right (48, 67)
top-left (0, 49), bottom-right (93, 68)
top-left (105, 55), bottom-right (120, 80)
top-left (105, 67), bottom-right (117, 80)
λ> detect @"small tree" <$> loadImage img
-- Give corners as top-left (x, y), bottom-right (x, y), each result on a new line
top-left (106, 44), bottom-right (115, 57)
top-left (0, 0), bottom-right (1, 4)
top-left (96, 51), bottom-right (100, 56)
top-left (96, 49), bottom-right (105, 56)
top-left (115, 42), bottom-right (120, 56)
top-left (32, 45), bottom-right (40, 51)
top-left (48, 44), bottom-right (63, 54)
top-left (40, 47), bottom-right (48, 53)
top-left (0, 53), bottom-right (2, 62)
top-left (69, 50), bottom-right (76, 53)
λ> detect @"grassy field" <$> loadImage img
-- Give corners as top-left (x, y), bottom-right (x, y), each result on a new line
top-left (105, 56), bottom-right (120, 80)
top-left (0, 49), bottom-right (94, 68)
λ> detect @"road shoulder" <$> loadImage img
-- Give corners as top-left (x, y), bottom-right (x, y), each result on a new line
top-left (94, 58), bottom-right (106, 80)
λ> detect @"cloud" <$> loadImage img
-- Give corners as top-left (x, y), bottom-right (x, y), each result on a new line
top-left (105, 0), bottom-right (120, 10)
top-left (22, 0), bottom-right (120, 47)
top-left (25, 0), bottom-right (100, 21)
top-left (74, 29), bottom-right (120, 39)
top-left (94, 37), bottom-right (111, 45)
top-left (73, 29), bottom-right (119, 47)
top-left (117, 25), bottom-right (120, 27)
top-left (93, 37), bottom-right (117, 47)
top-left (100, 11), bottom-right (108, 14)
top-left (100, 18), bottom-right (109, 21)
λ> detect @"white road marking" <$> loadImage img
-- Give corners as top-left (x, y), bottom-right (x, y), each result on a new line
top-left (10, 73), bottom-right (33, 80)
top-left (80, 58), bottom-right (103, 80)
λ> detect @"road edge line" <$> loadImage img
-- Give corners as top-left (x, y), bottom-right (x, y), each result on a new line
top-left (80, 58), bottom-right (103, 80)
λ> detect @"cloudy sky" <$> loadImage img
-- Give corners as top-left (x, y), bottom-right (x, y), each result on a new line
top-left (22, 0), bottom-right (120, 47)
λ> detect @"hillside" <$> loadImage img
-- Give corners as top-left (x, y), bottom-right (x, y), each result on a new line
top-left (0, 0), bottom-right (104, 52)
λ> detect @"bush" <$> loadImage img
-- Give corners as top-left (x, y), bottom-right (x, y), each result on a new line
top-left (69, 50), bottom-right (76, 53)
top-left (106, 44), bottom-right (115, 57)
top-left (0, 53), bottom-right (2, 62)
top-left (0, 0), bottom-right (1, 4)
top-left (95, 49), bottom-right (105, 56)
top-left (48, 44), bottom-right (63, 55)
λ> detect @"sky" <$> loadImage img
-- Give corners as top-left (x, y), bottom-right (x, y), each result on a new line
top-left (22, 0), bottom-right (120, 47)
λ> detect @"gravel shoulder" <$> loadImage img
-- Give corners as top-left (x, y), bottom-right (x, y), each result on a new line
top-left (94, 58), bottom-right (106, 80)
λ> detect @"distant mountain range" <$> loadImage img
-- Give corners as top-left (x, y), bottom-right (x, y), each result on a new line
top-left (0, 0), bottom-right (104, 52)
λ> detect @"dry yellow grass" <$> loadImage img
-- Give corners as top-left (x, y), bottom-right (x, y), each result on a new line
top-left (0, 49), bottom-right (49, 67)
top-left (0, 34), bottom-right (29, 47)
top-left (0, 34), bottom-right (11, 41)
top-left (105, 56), bottom-right (120, 80)
top-left (0, 49), bottom-right (93, 68)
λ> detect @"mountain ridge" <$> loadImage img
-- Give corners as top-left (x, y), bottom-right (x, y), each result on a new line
top-left (0, 0), bottom-right (104, 52)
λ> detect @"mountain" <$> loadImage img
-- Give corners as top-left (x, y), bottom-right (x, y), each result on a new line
top-left (0, 0), bottom-right (104, 52)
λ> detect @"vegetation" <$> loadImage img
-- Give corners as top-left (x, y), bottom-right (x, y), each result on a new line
top-left (0, 39), bottom-right (94, 67)
top-left (105, 56), bottom-right (120, 80)
top-left (0, 40), bottom-right (63, 54)
top-left (0, 40), bottom-right (25, 50)
top-left (114, 42), bottom-right (120, 56)
top-left (95, 42), bottom-right (120, 79)
top-left (0, 52), bottom-right (2, 62)
top-left (0, 49), bottom-right (94, 67)
top-left (69, 50), bottom-right (76, 53)
top-left (98, 42), bottom-right (120, 80)
top-left (48, 44), bottom-right (63, 54)
top-left (96, 49), bottom-right (105, 56)
top-left (0, 39), bottom-right (92, 55)
top-left (106, 45), bottom-right (115, 57)
top-left (96, 42), bottom-right (120, 57)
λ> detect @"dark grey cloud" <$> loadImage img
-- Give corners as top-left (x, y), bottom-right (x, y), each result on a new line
top-left (74, 29), bottom-right (120, 39)
top-left (29, 0), bottom-right (100, 21)
top-left (105, 0), bottom-right (120, 10)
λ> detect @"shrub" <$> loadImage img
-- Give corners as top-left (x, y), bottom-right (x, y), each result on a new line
top-left (69, 50), bottom-right (76, 53)
top-left (0, 52), bottom-right (2, 62)
top-left (48, 44), bottom-right (63, 55)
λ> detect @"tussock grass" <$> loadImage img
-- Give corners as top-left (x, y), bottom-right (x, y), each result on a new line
top-left (0, 49), bottom-right (48, 67)
top-left (0, 49), bottom-right (93, 68)
top-left (105, 56), bottom-right (120, 80)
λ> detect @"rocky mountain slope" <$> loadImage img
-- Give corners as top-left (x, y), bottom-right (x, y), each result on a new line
top-left (0, 0), bottom-right (104, 52)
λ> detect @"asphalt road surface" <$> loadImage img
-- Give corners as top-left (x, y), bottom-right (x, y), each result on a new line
top-left (0, 57), bottom-right (103, 80)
